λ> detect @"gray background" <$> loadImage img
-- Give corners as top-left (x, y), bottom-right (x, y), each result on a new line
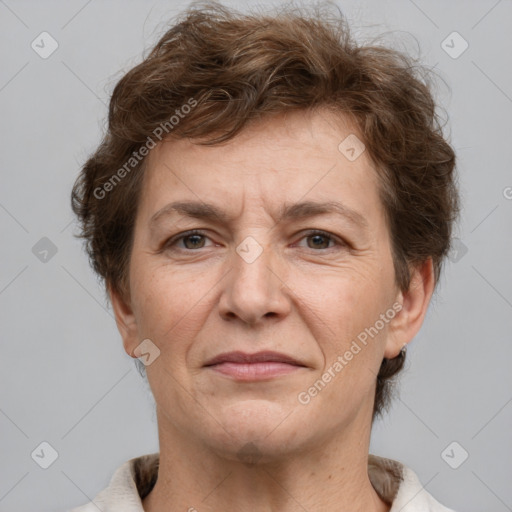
top-left (1, 0), bottom-right (511, 511)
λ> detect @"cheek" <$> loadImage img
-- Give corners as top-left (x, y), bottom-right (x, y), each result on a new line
top-left (300, 264), bottom-right (394, 368)
top-left (128, 261), bottom-right (171, 343)
top-left (301, 279), bottom-right (391, 417)
top-left (130, 261), bottom-right (219, 367)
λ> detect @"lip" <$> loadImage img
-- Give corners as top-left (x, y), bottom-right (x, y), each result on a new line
top-left (203, 351), bottom-right (307, 381)
top-left (204, 350), bottom-right (304, 366)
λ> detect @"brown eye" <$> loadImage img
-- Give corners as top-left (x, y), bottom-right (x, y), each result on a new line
top-left (181, 234), bottom-right (206, 249)
top-left (164, 230), bottom-right (213, 251)
top-left (297, 230), bottom-right (343, 250)
top-left (306, 233), bottom-right (332, 249)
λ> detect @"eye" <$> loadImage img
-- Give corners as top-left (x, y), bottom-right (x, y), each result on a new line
top-left (296, 230), bottom-right (343, 250)
top-left (164, 230), bottom-right (213, 250)
top-left (163, 229), bottom-right (345, 253)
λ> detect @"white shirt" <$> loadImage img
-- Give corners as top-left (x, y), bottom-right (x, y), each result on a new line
top-left (70, 452), bottom-right (456, 511)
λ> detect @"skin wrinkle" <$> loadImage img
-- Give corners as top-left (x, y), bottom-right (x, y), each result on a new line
top-left (109, 109), bottom-right (434, 512)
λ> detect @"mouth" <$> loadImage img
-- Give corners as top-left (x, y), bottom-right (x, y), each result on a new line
top-left (203, 351), bottom-right (307, 381)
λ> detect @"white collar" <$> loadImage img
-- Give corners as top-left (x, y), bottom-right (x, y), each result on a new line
top-left (70, 452), bottom-right (456, 511)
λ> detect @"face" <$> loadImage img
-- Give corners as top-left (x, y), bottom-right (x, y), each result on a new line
top-left (113, 109), bottom-right (411, 462)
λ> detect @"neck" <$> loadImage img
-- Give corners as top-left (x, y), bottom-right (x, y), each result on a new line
top-left (142, 408), bottom-right (390, 512)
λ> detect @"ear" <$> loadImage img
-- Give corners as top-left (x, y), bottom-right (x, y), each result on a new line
top-left (108, 282), bottom-right (139, 359)
top-left (384, 258), bottom-right (435, 359)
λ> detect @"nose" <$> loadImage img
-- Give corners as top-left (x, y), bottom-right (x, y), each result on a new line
top-left (217, 238), bottom-right (291, 326)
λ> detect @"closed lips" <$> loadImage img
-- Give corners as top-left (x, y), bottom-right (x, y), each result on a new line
top-left (203, 351), bottom-right (306, 367)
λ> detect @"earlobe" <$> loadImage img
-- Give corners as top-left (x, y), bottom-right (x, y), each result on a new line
top-left (108, 282), bottom-right (139, 358)
top-left (384, 259), bottom-right (435, 359)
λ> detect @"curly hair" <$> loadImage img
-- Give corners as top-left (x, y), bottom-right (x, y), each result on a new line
top-left (71, 1), bottom-right (459, 422)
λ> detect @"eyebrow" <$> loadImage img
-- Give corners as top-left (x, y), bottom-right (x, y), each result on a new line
top-left (149, 200), bottom-right (368, 230)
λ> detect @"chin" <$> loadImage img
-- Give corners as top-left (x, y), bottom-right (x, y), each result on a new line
top-left (200, 399), bottom-right (310, 463)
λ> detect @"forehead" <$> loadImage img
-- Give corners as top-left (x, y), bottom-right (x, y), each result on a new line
top-left (138, 109), bottom-right (384, 226)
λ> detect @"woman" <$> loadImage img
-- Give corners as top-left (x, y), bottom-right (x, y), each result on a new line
top-left (69, 2), bottom-right (459, 511)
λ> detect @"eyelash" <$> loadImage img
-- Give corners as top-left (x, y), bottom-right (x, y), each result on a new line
top-left (163, 229), bottom-right (345, 252)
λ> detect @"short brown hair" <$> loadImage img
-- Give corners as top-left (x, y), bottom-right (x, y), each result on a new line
top-left (71, 1), bottom-right (459, 421)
